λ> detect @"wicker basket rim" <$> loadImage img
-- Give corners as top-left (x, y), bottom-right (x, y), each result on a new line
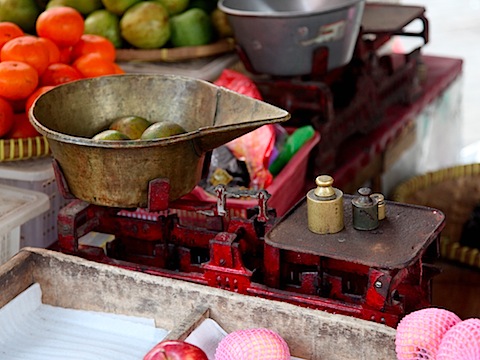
top-left (393, 163), bottom-right (480, 202)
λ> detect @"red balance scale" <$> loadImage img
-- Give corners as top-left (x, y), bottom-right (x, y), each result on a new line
top-left (52, 158), bottom-right (445, 328)
top-left (43, 3), bottom-right (445, 328)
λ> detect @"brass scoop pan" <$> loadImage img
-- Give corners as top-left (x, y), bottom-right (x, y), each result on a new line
top-left (30, 74), bottom-right (290, 208)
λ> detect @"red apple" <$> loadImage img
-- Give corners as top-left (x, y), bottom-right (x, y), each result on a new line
top-left (143, 340), bottom-right (208, 360)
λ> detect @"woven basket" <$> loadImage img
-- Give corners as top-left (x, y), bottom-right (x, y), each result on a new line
top-left (115, 38), bottom-right (235, 62)
top-left (393, 164), bottom-right (480, 269)
top-left (0, 136), bottom-right (50, 162)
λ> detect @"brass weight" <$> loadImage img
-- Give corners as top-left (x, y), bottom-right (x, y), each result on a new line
top-left (371, 193), bottom-right (386, 220)
top-left (307, 175), bottom-right (344, 234)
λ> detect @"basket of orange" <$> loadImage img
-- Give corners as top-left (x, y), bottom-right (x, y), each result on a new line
top-left (0, 5), bottom-right (125, 161)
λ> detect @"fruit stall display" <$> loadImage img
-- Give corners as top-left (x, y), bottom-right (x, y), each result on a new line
top-left (0, 0), bottom-right (234, 159)
top-left (0, 5), bottom-right (125, 160)
top-left (0, 0), bottom-right (234, 61)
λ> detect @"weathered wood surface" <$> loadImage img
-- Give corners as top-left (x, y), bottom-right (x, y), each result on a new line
top-left (0, 248), bottom-right (397, 360)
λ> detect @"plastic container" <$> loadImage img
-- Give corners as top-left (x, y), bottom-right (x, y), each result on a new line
top-left (182, 130), bottom-right (320, 218)
top-left (0, 184), bottom-right (49, 265)
top-left (0, 157), bottom-right (68, 249)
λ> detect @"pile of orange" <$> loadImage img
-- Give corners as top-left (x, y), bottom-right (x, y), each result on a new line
top-left (0, 6), bottom-right (124, 139)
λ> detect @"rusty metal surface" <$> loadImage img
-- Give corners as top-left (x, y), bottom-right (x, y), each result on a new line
top-left (265, 195), bottom-right (445, 269)
top-left (362, 3), bottom-right (426, 33)
top-left (30, 74), bottom-right (290, 208)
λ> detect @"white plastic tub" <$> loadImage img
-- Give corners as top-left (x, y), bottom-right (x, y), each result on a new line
top-left (0, 157), bottom-right (68, 249)
top-left (0, 185), bottom-right (49, 265)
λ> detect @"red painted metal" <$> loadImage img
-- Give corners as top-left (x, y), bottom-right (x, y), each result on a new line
top-left (51, 2), bottom-right (455, 330)
top-left (56, 176), bottom-right (445, 328)
top-left (240, 3), bottom-right (429, 176)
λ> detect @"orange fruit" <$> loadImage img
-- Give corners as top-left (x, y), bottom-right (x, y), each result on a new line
top-left (25, 85), bottom-right (55, 114)
top-left (0, 96), bottom-right (14, 137)
top-left (0, 61), bottom-right (39, 100)
top-left (0, 22), bottom-right (24, 51)
top-left (72, 53), bottom-right (116, 78)
top-left (58, 46), bottom-right (73, 64)
top-left (71, 34), bottom-right (116, 62)
top-left (38, 37), bottom-right (61, 64)
top-left (112, 62), bottom-right (125, 74)
top-left (8, 98), bottom-right (27, 114)
top-left (0, 35), bottom-right (50, 75)
top-left (40, 63), bottom-right (83, 86)
top-left (36, 6), bottom-right (85, 48)
top-left (7, 112), bottom-right (41, 139)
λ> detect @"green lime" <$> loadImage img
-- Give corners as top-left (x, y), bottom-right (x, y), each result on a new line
top-left (92, 129), bottom-right (130, 140)
top-left (62, 0), bottom-right (103, 15)
top-left (45, 0), bottom-right (69, 9)
top-left (101, 0), bottom-right (141, 16)
top-left (84, 9), bottom-right (122, 48)
top-left (170, 8), bottom-right (213, 47)
top-left (0, 0), bottom-right (40, 33)
top-left (109, 115), bottom-right (151, 140)
top-left (140, 121), bottom-right (186, 140)
top-left (153, 0), bottom-right (189, 15)
top-left (210, 8), bottom-right (232, 38)
top-left (120, 2), bottom-right (170, 49)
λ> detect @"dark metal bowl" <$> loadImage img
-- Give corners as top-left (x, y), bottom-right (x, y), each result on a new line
top-left (219, 0), bottom-right (365, 76)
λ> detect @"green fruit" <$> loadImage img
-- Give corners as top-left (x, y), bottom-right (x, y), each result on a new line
top-left (61, 0), bottom-right (103, 15)
top-left (84, 9), bottom-right (122, 48)
top-left (153, 0), bottom-right (189, 15)
top-left (101, 0), bottom-right (141, 16)
top-left (0, 0), bottom-right (40, 33)
top-left (45, 0), bottom-right (69, 9)
top-left (92, 129), bottom-right (130, 140)
top-left (170, 8), bottom-right (213, 47)
top-left (109, 115), bottom-right (151, 140)
top-left (140, 121), bottom-right (186, 140)
top-left (120, 2), bottom-right (170, 49)
top-left (211, 8), bottom-right (232, 38)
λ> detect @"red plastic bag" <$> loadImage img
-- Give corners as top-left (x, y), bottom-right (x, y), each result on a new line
top-left (214, 69), bottom-right (275, 189)
top-left (214, 69), bottom-right (263, 100)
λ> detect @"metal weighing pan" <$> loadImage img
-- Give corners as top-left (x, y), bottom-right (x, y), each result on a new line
top-left (29, 74), bottom-right (290, 208)
top-left (219, 0), bottom-right (365, 76)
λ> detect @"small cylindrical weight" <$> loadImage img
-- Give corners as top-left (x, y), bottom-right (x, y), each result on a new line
top-left (307, 175), bottom-right (344, 234)
top-left (352, 187), bottom-right (379, 231)
top-left (371, 193), bottom-right (386, 220)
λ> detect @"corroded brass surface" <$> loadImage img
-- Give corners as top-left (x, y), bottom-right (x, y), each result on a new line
top-left (30, 74), bottom-right (290, 208)
top-left (307, 175), bottom-right (344, 234)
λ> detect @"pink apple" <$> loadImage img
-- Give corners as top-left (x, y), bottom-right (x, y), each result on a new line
top-left (143, 340), bottom-right (208, 360)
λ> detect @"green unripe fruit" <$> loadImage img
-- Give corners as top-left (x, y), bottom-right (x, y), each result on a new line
top-left (0, 0), bottom-right (40, 33)
top-left (170, 8), bottom-right (213, 47)
top-left (140, 121), bottom-right (187, 140)
top-left (84, 9), bottom-right (122, 48)
top-left (120, 2), bottom-right (171, 49)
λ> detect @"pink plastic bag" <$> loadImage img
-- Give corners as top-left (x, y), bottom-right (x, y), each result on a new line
top-left (214, 69), bottom-right (275, 189)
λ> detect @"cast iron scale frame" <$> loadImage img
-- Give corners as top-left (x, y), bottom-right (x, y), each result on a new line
top-left (54, 160), bottom-right (445, 328)
top-left (237, 3), bottom-right (429, 177)
top-left (51, 3), bottom-right (444, 329)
